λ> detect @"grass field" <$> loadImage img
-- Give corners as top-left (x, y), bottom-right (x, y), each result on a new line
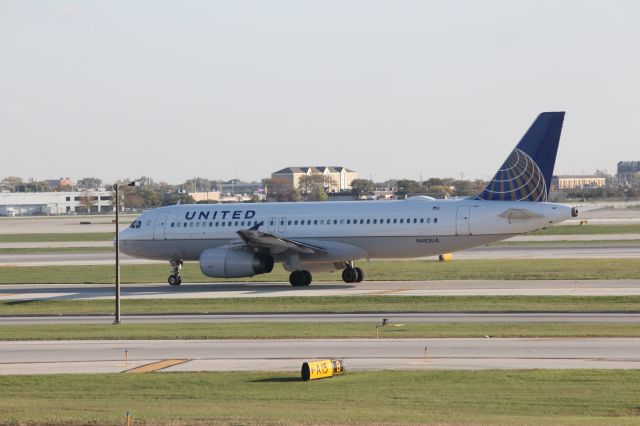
top-left (0, 232), bottom-right (114, 243)
top-left (2, 370), bottom-right (640, 425)
top-left (0, 246), bottom-right (113, 254)
top-left (491, 239), bottom-right (640, 247)
top-left (1, 258), bottom-right (639, 284)
top-left (2, 322), bottom-right (640, 340)
top-left (531, 223), bottom-right (640, 235)
top-left (3, 295), bottom-right (640, 316)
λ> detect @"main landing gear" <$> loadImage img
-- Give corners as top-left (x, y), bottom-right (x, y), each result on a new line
top-left (289, 270), bottom-right (312, 287)
top-left (168, 259), bottom-right (183, 286)
top-left (342, 265), bottom-right (364, 283)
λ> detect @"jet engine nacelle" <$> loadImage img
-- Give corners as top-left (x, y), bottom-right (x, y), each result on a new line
top-left (199, 247), bottom-right (274, 278)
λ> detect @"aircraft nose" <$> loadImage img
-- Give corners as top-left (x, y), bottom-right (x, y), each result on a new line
top-left (115, 228), bottom-right (135, 255)
top-left (114, 228), bottom-right (131, 248)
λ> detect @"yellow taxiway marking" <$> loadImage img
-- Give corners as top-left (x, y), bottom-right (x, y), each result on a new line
top-left (124, 359), bottom-right (190, 374)
top-left (372, 289), bottom-right (409, 295)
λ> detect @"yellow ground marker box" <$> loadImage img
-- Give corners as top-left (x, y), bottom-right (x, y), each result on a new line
top-left (301, 359), bottom-right (345, 381)
top-left (438, 253), bottom-right (453, 261)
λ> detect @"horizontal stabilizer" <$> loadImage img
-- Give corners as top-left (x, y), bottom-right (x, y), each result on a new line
top-left (573, 204), bottom-right (600, 213)
top-left (499, 208), bottom-right (543, 222)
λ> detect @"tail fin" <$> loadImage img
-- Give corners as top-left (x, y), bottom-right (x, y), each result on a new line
top-left (476, 111), bottom-right (565, 202)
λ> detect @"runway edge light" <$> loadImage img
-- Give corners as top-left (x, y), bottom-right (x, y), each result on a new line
top-left (301, 359), bottom-right (345, 381)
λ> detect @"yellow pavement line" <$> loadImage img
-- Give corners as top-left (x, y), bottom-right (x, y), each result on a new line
top-left (124, 359), bottom-right (190, 374)
top-left (372, 289), bottom-right (409, 295)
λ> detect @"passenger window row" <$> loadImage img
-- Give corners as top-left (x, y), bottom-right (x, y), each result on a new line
top-left (167, 217), bottom-right (439, 230)
top-left (281, 217), bottom-right (438, 226)
top-left (170, 220), bottom-right (257, 228)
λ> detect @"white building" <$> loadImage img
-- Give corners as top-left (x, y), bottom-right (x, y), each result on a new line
top-left (271, 166), bottom-right (358, 192)
top-left (551, 175), bottom-right (606, 190)
top-left (0, 191), bottom-right (113, 216)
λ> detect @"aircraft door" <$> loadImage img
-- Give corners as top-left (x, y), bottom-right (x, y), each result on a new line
top-left (268, 217), bottom-right (276, 233)
top-left (278, 217), bottom-right (287, 233)
top-left (153, 212), bottom-right (169, 240)
top-left (455, 206), bottom-right (471, 236)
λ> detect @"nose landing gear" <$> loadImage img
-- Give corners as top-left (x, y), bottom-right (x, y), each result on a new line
top-left (342, 262), bottom-right (364, 283)
top-left (168, 259), bottom-right (183, 286)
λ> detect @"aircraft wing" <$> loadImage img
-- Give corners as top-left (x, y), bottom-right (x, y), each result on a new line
top-left (236, 228), bottom-right (326, 255)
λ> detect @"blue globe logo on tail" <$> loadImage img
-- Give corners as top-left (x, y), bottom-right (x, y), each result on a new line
top-left (475, 111), bottom-right (565, 202)
top-left (477, 148), bottom-right (547, 201)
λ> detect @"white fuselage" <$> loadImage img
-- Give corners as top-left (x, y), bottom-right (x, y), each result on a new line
top-left (119, 197), bottom-right (575, 265)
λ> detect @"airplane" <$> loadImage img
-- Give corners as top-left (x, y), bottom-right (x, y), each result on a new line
top-left (119, 111), bottom-right (578, 286)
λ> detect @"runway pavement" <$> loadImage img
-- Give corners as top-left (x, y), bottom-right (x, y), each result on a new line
top-left (0, 252), bottom-right (155, 266)
top-left (456, 244), bottom-right (640, 259)
top-left (4, 312), bottom-right (640, 325)
top-left (0, 215), bottom-right (136, 234)
top-left (0, 234), bottom-right (638, 250)
top-left (3, 279), bottom-right (640, 301)
top-left (2, 338), bottom-right (639, 375)
top-left (1, 244), bottom-right (639, 266)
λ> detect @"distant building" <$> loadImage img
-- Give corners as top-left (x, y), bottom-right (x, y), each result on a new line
top-left (0, 191), bottom-right (112, 216)
top-left (44, 177), bottom-right (74, 190)
top-left (189, 190), bottom-right (265, 203)
top-left (551, 175), bottom-right (606, 190)
top-left (189, 191), bottom-right (221, 203)
top-left (271, 167), bottom-right (358, 192)
top-left (617, 161), bottom-right (640, 186)
top-left (213, 180), bottom-right (264, 195)
top-left (618, 161), bottom-right (640, 175)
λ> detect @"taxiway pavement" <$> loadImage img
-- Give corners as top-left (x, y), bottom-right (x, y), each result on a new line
top-left (3, 279), bottom-right (640, 301)
top-left (4, 312), bottom-right (640, 325)
top-left (1, 244), bottom-right (638, 266)
top-left (1, 234), bottom-right (638, 250)
top-left (2, 338), bottom-right (639, 375)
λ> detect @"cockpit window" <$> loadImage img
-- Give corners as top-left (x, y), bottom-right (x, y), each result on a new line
top-left (129, 220), bottom-right (142, 229)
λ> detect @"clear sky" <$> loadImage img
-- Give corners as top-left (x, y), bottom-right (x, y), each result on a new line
top-left (1, 0), bottom-right (638, 184)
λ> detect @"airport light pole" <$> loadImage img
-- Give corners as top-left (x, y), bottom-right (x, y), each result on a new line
top-left (113, 181), bottom-right (138, 325)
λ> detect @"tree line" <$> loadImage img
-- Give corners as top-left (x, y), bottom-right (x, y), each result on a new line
top-left (4, 171), bottom-right (639, 211)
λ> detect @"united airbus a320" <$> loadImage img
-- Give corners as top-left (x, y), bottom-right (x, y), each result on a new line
top-left (119, 112), bottom-right (577, 286)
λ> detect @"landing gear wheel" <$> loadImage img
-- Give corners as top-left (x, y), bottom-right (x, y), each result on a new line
top-left (355, 267), bottom-right (364, 283)
top-left (342, 267), bottom-right (358, 283)
top-left (168, 274), bottom-right (182, 286)
top-left (289, 270), bottom-right (312, 287)
top-left (168, 259), bottom-right (183, 286)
